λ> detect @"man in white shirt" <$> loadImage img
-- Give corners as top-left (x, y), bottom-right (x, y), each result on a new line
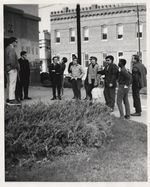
top-left (70, 57), bottom-right (85, 100)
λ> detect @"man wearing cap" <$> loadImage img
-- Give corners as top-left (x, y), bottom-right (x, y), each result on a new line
top-left (5, 37), bottom-right (21, 105)
top-left (86, 56), bottom-right (99, 100)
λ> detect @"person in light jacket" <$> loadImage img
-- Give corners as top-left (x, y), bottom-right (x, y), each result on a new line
top-left (5, 37), bottom-right (20, 105)
top-left (70, 57), bottom-right (85, 100)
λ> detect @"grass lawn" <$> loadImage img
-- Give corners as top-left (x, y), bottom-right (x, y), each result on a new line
top-left (6, 117), bottom-right (147, 182)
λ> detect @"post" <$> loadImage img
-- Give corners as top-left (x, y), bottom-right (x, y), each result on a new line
top-left (137, 5), bottom-right (141, 59)
top-left (76, 4), bottom-right (81, 65)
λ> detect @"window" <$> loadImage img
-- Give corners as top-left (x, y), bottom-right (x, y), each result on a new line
top-left (21, 46), bottom-right (24, 51)
top-left (55, 30), bottom-right (60, 43)
top-left (36, 47), bottom-right (38, 55)
top-left (117, 24), bottom-right (123, 39)
top-left (69, 28), bottom-right (75, 42)
top-left (101, 25), bottom-right (107, 40)
top-left (118, 52), bottom-right (123, 57)
top-left (83, 27), bottom-right (89, 41)
top-left (102, 53), bottom-right (107, 66)
top-left (118, 52), bottom-right (123, 61)
top-left (137, 23), bottom-right (143, 38)
top-left (85, 54), bottom-right (89, 67)
top-left (26, 47), bottom-right (30, 54)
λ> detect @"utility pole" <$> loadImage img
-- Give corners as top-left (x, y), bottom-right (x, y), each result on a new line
top-left (137, 5), bottom-right (141, 60)
top-left (76, 4), bottom-right (81, 65)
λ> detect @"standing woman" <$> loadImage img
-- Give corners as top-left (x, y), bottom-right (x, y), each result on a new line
top-left (87, 56), bottom-right (99, 100)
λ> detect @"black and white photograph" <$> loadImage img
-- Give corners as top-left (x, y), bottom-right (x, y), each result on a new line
top-left (1, 0), bottom-right (149, 184)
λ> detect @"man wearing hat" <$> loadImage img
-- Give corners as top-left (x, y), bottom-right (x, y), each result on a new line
top-left (5, 37), bottom-right (21, 105)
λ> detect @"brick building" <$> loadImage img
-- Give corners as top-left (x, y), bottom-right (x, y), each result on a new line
top-left (4, 5), bottom-right (41, 84)
top-left (50, 4), bottom-right (146, 75)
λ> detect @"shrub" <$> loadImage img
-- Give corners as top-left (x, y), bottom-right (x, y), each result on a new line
top-left (5, 101), bottom-right (113, 163)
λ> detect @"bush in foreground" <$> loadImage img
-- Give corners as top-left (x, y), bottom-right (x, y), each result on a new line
top-left (5, 101), bottom-right (113, 163)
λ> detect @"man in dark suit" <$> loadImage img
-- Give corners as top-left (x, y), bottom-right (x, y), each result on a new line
top-left (131, 54), bottom-right (147, 116)
top-left (98, 55), bottom-right (119, 111)
top-left (18, 51), bottom-right (31, 100)
top-left (49, 56), bottom-right (62, 100)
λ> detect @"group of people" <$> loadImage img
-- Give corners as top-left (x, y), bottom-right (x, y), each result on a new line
top-left (50, 53), bottom-right (147, 119)
top-left (5, 37), bottom-right (32, 106)
top-left (4, 37), bottom-right (147, 119)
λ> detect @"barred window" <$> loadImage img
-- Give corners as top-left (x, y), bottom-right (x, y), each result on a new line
top-left (85, 54), bottom-right (89, 67)
top-left (101, 25), bottom-right (107, 40)
top-left (117, 24), bottom-right (123, 39)
top-left (70, 28), bottom-right (75, 42)
top-left (83, 27), bottom-right (89, 41)
top-left (137, 23), bottom-right (143, 38)
top-left (55, 30), bottom-right (60, 43)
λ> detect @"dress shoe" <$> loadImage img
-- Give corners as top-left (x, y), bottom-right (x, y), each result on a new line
top-left (6, 99), bottom-right (21, 106)
top-left (58, 96), bottom-right (61, 100)
top-left (24, 97), bottom-right (32, 100)
top-left (124, 115), bottom-right (130, 119)
top-left (131, 112), bottom-right (141, 116)
top-left (51, 97), bottom-right (56, 100)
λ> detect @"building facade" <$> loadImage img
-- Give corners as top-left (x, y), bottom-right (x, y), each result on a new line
top-left (50, 4), bottom-right (146, 75)
top-left (4, 5), bottom-right (41, 65)
top-left (4, 5), bottom-right (41, 84)
top-left (39, 30), bottom-right (51, 72)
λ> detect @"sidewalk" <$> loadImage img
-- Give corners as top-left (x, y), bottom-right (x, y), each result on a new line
top-left (22, 86), bottom-right (147, 125)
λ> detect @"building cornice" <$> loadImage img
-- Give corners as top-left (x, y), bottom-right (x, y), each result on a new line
top-left (50, 4), bottom-right (146, 22)
top-left (4, 5), bottom-right (41, 21)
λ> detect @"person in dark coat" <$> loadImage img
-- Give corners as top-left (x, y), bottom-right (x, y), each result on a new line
top-left (131, 54), bottom-right (147, 116)
top-left (98, 55), bottom-right (119, 111)
top-left (49, 56), bottom-right (62, 100)
top-left (117, 59), bottom-right (131, 119)
top-left (18, 51), bottom-right (31, 100)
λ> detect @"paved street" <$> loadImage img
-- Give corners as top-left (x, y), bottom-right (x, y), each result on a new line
top-left (20, 86), bottom-right (147, 124)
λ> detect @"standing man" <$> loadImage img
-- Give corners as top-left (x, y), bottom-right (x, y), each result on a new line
top-left (131, 54), bottom-right (147, 116)
top-left (60, 57), bottom-right (68, 95)
top-left (117, 59), bottom-right (131, 119)
top-left (70, 57), bottom-right (85, 100)
top-left (98, 55), bottom-right (119, 111)
top-left (68, 54), bottom-right (77, 99)
top-left (86, 56), bottom-right (99, 100)
top-left (5, 37), bottom-right (21, 105)
top-left (18, 51), bottom-right (32, 100)
top-left (49, 56), bottom-right (62, 100)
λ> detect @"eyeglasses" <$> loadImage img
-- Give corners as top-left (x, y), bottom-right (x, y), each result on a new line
top-left (106, 59), bottom-right (110, 62)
